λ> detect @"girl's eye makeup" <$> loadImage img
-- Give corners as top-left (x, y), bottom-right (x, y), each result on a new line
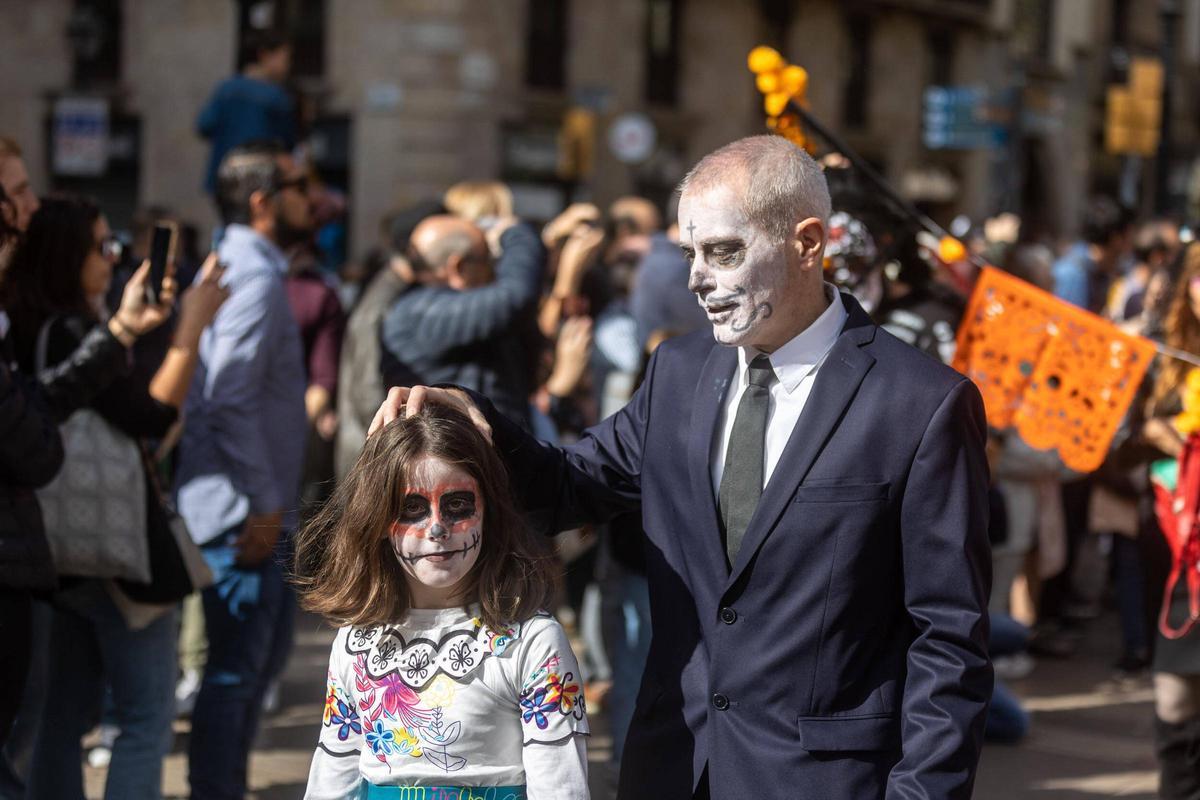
top-left (440, 491), bottom-right (477, 521)
top-left (400, 496), bottom-right (430, 520)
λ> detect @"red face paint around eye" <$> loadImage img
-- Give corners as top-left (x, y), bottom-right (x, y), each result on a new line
top-left (389, 482), bottom-right (482, 539)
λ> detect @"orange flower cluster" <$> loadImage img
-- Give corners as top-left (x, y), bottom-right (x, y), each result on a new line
top-left (747, 46), bottom-right (815, 153)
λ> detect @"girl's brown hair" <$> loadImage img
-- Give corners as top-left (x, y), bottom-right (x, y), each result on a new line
top-left (293, 404), bottom-right (559, 630)
top-left (1153, 242), bottom-right (1200, 406)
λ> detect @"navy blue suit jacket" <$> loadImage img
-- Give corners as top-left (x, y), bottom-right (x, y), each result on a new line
top-left (480, 292), bottom-right (992, 799)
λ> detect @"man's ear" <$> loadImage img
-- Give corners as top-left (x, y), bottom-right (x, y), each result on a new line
top-left (248, 188), bottom-right (275, 224)
top-left (792, 217), bottom-right (826, 271)
top-left (444, 253), bottom-right (467, 289)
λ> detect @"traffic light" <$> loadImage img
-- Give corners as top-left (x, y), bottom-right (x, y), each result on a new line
top-left (1105, 57), bottom-right (1163, 157)
top-left (748, 46), bottom-right (814, 153)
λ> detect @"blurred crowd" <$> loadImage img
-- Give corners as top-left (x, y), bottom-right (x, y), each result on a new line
top-left (1, 28), bottom-right (1200, 800)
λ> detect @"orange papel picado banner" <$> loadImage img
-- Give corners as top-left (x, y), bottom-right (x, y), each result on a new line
top-left (953, 267), bottom-right (1157, 473)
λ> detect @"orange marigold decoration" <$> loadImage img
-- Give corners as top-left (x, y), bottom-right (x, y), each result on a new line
top-left (748, 46), bottom-right (814, 154)
top-left (953, 267), bottom-right (1156, 473)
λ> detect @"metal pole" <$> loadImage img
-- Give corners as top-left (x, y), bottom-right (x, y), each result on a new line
top-left (786, 98), bottom-right (992, 270)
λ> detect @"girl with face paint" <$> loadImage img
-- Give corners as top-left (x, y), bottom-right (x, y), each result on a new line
top-left (294, 406), bottom-right (589, 799)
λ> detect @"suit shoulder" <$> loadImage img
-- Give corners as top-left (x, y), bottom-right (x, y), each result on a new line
top-left (868, 324), bottom-right (969, 399)
top-left (653, 327), bottom-right (717, 362)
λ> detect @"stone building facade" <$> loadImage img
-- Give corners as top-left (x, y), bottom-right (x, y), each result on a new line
top-left (2, 0), bottom-right (1199, 257)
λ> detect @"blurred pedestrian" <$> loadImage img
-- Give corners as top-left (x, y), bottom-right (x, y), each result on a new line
top-left (380, 214), bottom-right (544, 428)
top-left (334, 201), bottom-right (443, 482)
top-left (0, 139), bottom-right (172, 787)
top-left (197, 30), bottom-right (296, 200)
top-left (1142, 243), bottom-right (1200, 797)
top-left (4, 195), bottom-right (227, 800)
top-left (174, 141), bottom-right (309, 800)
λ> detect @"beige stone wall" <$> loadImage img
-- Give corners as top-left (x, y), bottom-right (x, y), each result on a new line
top-left (7, 0), bottom-right (1178, 254)
top-left (125, 0), bottom-right (235, 231)
top-left (326, 0), bottom-right (525, 253)
top-left (0, 1), bottom-right (73, 192)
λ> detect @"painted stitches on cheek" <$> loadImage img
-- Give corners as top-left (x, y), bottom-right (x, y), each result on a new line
top-left (731, 302), bottom-right (773, 333)
top-left (396, 530), bottom-right (481, 565)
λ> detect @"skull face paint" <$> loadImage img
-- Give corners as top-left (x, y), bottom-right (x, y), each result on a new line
top-left (679, 184), bottom-right (795, 349)
top-left (389, 456), bottom-right (483, 607)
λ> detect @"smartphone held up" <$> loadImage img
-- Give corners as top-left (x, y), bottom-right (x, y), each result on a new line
top-left (145, 221), bottom-right (177, 306)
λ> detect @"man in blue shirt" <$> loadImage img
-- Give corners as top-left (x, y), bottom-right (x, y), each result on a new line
top-left (174, 141), bottom-right (309, 800)
top-left (197, 30), bottom-right (297, 197)
top-left (1052, 196), bottom-right (1133, 314)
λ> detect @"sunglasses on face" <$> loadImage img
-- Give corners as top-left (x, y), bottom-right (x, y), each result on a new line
top-left (275, 175), bottom-right (309, 194)
top-left (95, 236), bottom-right (122, 262)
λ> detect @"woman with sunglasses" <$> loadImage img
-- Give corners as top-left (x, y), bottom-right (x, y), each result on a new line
top-left (0, 194), bottom-right (229, 800)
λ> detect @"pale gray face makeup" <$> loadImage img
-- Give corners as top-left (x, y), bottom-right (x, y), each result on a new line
top-left (389, 456), bottom-right (483, 605)
top-left (679, 185), bottom-right (791, 347)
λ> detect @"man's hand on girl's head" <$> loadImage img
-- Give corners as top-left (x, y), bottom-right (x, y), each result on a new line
top-left (369, 385), bottom-right (492, 443)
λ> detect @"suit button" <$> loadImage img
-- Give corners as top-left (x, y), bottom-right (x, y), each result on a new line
top-left (712, 693), bottom-right (730, 711)
top-left (719, 607), bottom-right (737, 624)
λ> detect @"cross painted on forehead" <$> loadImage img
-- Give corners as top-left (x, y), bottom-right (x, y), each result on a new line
top-left (686, 219), bottom-right (697, 243)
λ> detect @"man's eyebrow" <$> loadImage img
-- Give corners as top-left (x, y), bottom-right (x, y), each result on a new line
top-left (696, 236), bottom-right (745, 248)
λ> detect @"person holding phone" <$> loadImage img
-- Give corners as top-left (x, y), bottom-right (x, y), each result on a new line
top-left (1, 193), bottom-right (228, 799)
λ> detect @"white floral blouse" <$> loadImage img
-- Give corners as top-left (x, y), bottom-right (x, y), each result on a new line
top-left (303, 606), bottom-right (590, 800)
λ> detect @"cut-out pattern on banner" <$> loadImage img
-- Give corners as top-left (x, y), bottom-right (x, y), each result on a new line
top-left (953, 267), bottom-right (1157, 472)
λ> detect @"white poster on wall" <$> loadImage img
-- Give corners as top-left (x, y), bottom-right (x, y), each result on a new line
top-left (52, 96), bottom-right (110, 177)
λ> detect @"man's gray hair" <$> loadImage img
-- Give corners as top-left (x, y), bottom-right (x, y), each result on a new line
top-left (677, 135), bottom-right (832, 240)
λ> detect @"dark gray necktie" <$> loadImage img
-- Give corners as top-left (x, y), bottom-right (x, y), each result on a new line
top-left (719, 354), bottom-right (776, 563)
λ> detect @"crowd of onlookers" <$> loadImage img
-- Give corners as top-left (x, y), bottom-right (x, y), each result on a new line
top-left (1, 26), bottom-right (1199, 800)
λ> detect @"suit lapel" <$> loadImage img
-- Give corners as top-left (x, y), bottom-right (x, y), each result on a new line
top-left (687, 341), bottom-right (737, 576)
top-left (725, 295), bottom-right (878, 587)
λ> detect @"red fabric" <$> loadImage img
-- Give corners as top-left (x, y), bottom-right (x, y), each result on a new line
top-left (1152, 434), bottom-right (1200, 639)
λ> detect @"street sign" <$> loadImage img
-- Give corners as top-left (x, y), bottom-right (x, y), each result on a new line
top-left (922, 85), bottom-right (1004, 151)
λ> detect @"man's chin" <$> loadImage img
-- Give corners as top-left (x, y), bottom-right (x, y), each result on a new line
top-left (710, 323), bottom-right (754, 348)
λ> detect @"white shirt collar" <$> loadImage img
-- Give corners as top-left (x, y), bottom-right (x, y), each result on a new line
top-left (737, 283), bottom-right (848, 395)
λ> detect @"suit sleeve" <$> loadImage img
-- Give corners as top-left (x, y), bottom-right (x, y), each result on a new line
top-left (888, 378), bottom-right (993, 800)
top-left (462, 346), bottom-right (660, 533)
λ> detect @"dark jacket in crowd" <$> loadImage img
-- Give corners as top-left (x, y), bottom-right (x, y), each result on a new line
top-left (630, 232), bottom-right (708, 346)
top-left (0, 321), bottom-right (128, 591)
top-left (286, 253), bottom-right (346, 396)
top-left (380, 223), bottom-right (545, 427)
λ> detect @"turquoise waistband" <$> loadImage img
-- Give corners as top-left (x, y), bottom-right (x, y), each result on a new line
top-left (360, 784), bottom-right (526, 800)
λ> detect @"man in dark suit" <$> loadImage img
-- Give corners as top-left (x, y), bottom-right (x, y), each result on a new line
top-left (373, 136), bottom-right (992, 799)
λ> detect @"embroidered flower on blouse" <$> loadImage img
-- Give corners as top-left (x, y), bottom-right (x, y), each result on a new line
top-left (546, 670), bottom-right (582, 713)
top-left (394, 725), bottom-right (423, 758)
top-left (421, 674), bottom-right (458, 709)
top-left (519, 686), bottom-right (559, 730)
top-left (329, 698), bottom-right (362, 741)
top-left (366, 720), bottom-right (395, 755)
top-left (323, 685), bottom-right (339, 725)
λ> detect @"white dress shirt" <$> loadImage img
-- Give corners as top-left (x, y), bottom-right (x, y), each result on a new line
top-left (711, 284), bottom-right (848, 495)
